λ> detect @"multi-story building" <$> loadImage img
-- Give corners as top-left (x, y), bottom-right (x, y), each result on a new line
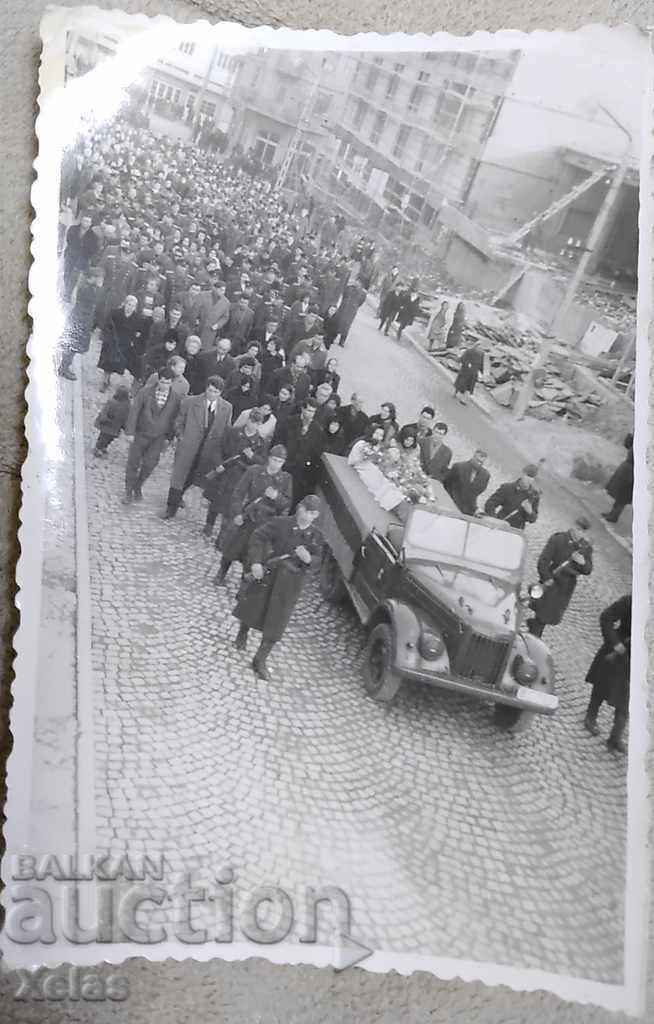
top-left (226, 49), bottom-right (349, 181)
top-left (65, 32), bottom-right (239, 132)
top-left (310, 50), bottom-right (521, 246)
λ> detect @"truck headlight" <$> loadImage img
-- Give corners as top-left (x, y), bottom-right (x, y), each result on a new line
top-left (528, 583), bottom-right (544, 600)
top-left (512, 654), bottom-right (539, 685)
top-left (419, 631), bottom-right (445, 661)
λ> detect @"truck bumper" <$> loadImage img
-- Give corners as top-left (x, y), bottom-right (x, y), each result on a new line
top-left (398, 667), bottom-right (558, 716)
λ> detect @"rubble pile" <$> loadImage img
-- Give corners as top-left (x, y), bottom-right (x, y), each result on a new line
top-left (432, 316), bottom-right (605, 422)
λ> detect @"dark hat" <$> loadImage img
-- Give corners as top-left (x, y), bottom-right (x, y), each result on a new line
top-left (575, 516), bottom-right (591, 531)
top-left (434, 421), bottom-right (448, 434)
top-left (269, 444), bottom-right (287, 459)
top-left (299, 494), bottom-right (321, 513)
top-left (523, 464), bottom-right (539, 478)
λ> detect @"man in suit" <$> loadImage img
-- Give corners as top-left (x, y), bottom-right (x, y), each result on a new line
top-left (227, 295), bottom-right (255, 353)
top-left (444, 449), bottom-right (490, 516)
top-left (484, 465), bottom-right (541, 530)
top-left (123, 371), bottom-right (180, 505)
top-left (63, 214), bottom-right (101, 300)
top-left (340, 393), bottom-right (369, 449)
top-left (198, 337), bottom-right (237, 394)
top-left (278, 399), bottom-right (326, 509)
top-left (421, 422), bottom-right (452, 482)
top-left (162, 376), bottom-right (232, 518)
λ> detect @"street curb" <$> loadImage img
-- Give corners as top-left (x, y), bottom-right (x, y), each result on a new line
top-left (72, 362), bottom-right (97, 886)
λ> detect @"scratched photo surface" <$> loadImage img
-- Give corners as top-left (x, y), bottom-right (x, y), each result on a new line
top-left (3, 8), bottom-right (650, 1014)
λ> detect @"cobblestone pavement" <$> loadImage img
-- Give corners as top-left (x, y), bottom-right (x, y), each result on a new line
top-left (80, 304), bottom-right (631, 982)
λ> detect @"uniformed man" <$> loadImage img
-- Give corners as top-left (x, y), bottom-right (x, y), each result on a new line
top-left (231, 494), bottom-right (322, 679)
top-left (584, 593), bottom-right (631, 752)
top-left (484, 464), bottom-right (541, 530)
top-left (528, 516), bottom-right (593, 637)
top-left (213, 445), bottom-right (292, 580)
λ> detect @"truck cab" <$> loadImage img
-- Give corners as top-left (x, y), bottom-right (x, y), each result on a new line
top-left (318, 454), bottom-right (557, 730)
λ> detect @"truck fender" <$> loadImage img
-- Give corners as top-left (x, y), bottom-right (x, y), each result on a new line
top-left (370, 600), bottom-right (449, 674)
top-left (514, 633), bottom-right (556, 693)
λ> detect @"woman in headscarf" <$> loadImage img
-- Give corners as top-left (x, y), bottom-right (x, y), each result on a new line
top-left (427, 299), bottom-right (450, 352)
top-left (322, 414), bottom-right (347, 457)
top-left (445, 301), bottom-right (466, 349)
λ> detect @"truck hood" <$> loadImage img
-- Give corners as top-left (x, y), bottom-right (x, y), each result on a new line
top-left (407, 562), bottom-right (518, 632)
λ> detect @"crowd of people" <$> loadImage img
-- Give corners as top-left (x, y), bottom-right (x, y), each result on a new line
top-left (56, 111), bottom-right (630, 749)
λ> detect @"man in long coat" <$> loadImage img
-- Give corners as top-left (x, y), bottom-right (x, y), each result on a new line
top-left (528, 517), bottom-right (593, 637)
top-left (231, 494), bottom-right (322, 679)
top-left (63, 214), bottom-right (100, 300)
top-left (444, 449), bottom-right (490, 516)
top-left (484, 465), bottom-right (541, 530)
top-left (335, 281), bottom-right (366, 347)
top-left (123, 371), bottom-right (180, 503)
top-left (584, 593), bottom-right (631, 752)
top-left (162, 376), bottom-right (232, 518)
top-left (421, 422), bottom-right (452, 482)
top-left (214, 444), bottom-right (293, 583)
top-left (602, 433), bottom-right (634, 524)
top-left (278, 399), bottom-right (326, 508)
top-left (454, 340), bottom-right (487, 404)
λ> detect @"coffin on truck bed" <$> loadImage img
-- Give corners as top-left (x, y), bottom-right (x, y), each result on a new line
top-left (318, 454), bottom-right (457, 581)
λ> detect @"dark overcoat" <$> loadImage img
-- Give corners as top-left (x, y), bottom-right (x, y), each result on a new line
top-left (99, 308), bottom-right (147, 376)
top-left (422, 440), bottom-right (452, 482)
top-left (484, 480), bottom-right (540, 530)
top-left (203, 426), bottom-right (267, 513)
top-left (396, 290), bottom-right (422, 329)
top-left (444, 460), bottom-right (490, 515)
top-left (66, 279), bottom-right (102, 353)
top-left (530, 530), bottom-right (593, 625)
top-left (585, 594), bottom-right (632, 712)
top-left (219, 463), bottom-right (293, 563)
top-left (170, 393), bottom-right (232, 490)
top-left (455, 346), bottom-right (484, 394)
top-left (606, 451), bottom-right (634, 508)
top-left (232, 516), bottom-right (321, 640)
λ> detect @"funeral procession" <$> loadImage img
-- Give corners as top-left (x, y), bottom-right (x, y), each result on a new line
top-left (48, 26), bottom-right (640, 981)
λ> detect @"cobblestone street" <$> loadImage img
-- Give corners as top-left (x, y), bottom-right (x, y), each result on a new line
top-left (81, 305), bottom-right (630, 982)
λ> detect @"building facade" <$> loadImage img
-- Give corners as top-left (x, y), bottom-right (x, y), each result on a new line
top-left (65, 32), bottom-right (239, 133)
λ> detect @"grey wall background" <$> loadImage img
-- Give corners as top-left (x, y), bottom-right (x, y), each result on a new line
top-left (0, 1), bottom-right (651, 1020)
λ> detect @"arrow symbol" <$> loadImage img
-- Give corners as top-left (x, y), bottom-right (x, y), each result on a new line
top-left (333, 933), bottom-right (374, 972)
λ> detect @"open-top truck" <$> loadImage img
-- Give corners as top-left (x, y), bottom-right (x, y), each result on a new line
top-left (318, 454), bottom-right (557, 730)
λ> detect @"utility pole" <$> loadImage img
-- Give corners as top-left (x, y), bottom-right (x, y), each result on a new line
top-left (276, 72), bottom-right (321, 192)
top-left (512, 105), bottom-right (632, 419)
top-left (550, 106), bottom-right (632, 338)
top-left (192, 46), bottom-right (219, 136)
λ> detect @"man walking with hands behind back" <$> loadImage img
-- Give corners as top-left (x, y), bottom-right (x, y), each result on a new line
top-left (528, 517), bottom-right (593, 637)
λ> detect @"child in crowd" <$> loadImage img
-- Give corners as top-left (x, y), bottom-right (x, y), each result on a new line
top-left (93, 384), bottom-right (131, 457)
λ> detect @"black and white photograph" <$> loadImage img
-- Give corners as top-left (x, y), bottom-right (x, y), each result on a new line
top-left (2, 8), bottom-right (651, 1015)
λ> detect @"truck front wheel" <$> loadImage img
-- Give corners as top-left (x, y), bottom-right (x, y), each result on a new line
top-left (364, 623), bottom-right (403, 702)
top-left (320, 549), bottom-right (347, 603)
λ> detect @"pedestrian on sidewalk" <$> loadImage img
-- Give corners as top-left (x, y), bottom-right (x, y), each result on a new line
top-left (93, 384), bottom-right (131, 457)
top-left (377, 265), bottom-right (400, 315)
top-left (528, 517), bottom-right (593, 638)
top-left (58, 265), bottom-right (105, 381)
top-left (483, 464), bottom-right (541, 530)
top-left (443, 449), bottom-right (490, 516)
top-left (583, 593), bottom-right (631, 753)
top-left (99, 294), bottom-right (147, 393)
top-left (335, 281), bottom-right (366, 347)
top-left (395, 279), bottom-right (422, 342)
top-left (378, 281), bottom-right (403, 335)
top-left (162, 376), bottom-right (232, 519)
top-left (427, 300), bottom-right (450, 352)
top-left (602, 432), bottom-right (634, 524)
top-left (122, 371), bottom-right (180, 504)
top-left (454, 339), bottom-right (487, 405)
top-left (231, 495), bottom-right (322, 680)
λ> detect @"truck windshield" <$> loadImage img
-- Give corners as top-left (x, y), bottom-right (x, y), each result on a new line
top-left (404, 509), bottom-right (524, 574)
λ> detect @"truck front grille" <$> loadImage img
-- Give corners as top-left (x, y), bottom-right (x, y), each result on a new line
top-left (453, 631), bottom-right (510, 685)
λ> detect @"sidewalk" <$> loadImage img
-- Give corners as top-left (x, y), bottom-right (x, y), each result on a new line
top-left (365, 295), bottom-right (633, 556)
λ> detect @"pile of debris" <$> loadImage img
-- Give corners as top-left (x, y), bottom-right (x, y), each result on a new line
top-left (433, 315), bottom-right (605, 422)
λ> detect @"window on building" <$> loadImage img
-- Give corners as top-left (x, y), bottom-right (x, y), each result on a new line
top-left (408, 84), bottom-right (425, 113)
top-left (451, 81), bottom-right (468, 95)
top-left (370, 110), bottom-right (387, 145)
top-left (373, 55), bottom-right (384, 65)
top-left (458, 105), bottom-right (492, 141)
top-left (353, 98), bottom-right (368, 130)
top-left (366, 65), bottom-right (379, 91)
top-left (253, 130), bottom-right (280, 166)
top-left (434, 91), bottom-right (464, 133)
top-left (414, 133), bottom-right (428, 172)
top-left (199, 100), bottom-right (216, 117)
top-left (338, 138), bottom-right (349, 158)
top-left (386, 63), bottom-right (404, 99)
top-left (418, 70), bottom-right (431, 82)
top-left (392, 125), bottom-right (411, 158)
top-left (313, 90), bottom-right (332, 116)
top-left (179, 42), bottom-right (196, 56)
